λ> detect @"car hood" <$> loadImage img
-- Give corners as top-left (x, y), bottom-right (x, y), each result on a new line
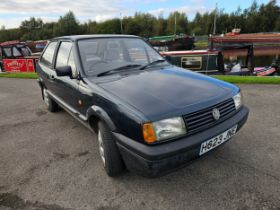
top-left (91, 67), bottom-right (238, 121)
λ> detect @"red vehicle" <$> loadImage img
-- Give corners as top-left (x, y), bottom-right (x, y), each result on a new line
top-left (0, 40), bottom-right (38, 72)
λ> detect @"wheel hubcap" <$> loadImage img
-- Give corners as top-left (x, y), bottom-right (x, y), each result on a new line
top-left (98, 130), bottom-right (106, 166)
top-left (43, 89), bottom-right (50, 106)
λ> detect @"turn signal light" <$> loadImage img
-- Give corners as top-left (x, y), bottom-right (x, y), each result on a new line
top-left (142, 123), bottom-right (156, 143)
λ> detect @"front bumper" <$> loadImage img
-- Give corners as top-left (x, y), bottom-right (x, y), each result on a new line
top-left (114, 106), bottom-right (249, 177)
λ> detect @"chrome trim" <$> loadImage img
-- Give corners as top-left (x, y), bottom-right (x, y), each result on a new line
top-left (79, 114), bottom-right (87, 121)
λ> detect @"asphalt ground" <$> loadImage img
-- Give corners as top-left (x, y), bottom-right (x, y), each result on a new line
top-left (0, 78), bottom-right (280, 210)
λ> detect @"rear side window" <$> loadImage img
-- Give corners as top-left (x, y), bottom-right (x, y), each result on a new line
top-left (12, 47), bottom-right (21, 57)
top-left (41, 42), bottom-right (58, 67)
top-left (20, 47), bottom-right (31, 56)
top-left (3, 48), bottom-right (12, 57)
top-left (56, 42), bottom-right (72, 68)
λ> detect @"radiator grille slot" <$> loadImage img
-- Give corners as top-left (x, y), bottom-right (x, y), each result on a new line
top-left (184, 98), bottom-right (236, 134)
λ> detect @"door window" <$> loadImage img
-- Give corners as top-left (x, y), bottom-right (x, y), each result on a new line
top-left (41, 42), bottom-right (58, 67)
top-left (56, 42), bottom-right (72, 68)
top-left (67, 50), bottom-right (78, 77)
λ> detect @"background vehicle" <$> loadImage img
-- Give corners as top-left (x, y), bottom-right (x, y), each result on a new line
top-left (162, 44), bottom-right (279, 76)
top-left (161, 49), bottom-right (224, 74)
top-left (148, 34), bottom-right (195, 51)
top-left (0, 40), bottom-right (38, 72)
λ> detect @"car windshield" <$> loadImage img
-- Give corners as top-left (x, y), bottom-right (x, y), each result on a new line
top-left (78, 37), bottom-right (164, 77)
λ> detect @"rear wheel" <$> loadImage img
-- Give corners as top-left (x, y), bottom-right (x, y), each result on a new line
top-left (97, 121), bottom-right (124, 177)
top-left (43, 88), bottom-right (60, 112)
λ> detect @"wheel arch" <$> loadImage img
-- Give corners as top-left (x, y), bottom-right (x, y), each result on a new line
top-left (87, 105), bottom-right (116, 133)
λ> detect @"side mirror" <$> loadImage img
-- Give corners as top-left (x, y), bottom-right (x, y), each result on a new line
top-left (56, 66), bottom-right (72, 77)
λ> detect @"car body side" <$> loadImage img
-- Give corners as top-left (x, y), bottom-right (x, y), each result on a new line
top-left (37, 35), bottom-right (249, 177)
top-left (37, 36), bottom-right (150, 142)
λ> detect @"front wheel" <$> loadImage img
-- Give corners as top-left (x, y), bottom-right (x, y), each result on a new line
top-left (43, 88), bottom-right (60, 112)
top-left (97, 121), bottom-right (124, 177)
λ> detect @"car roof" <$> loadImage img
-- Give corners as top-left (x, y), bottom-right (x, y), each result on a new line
top-left (51, 34), bottom-right (139, 42)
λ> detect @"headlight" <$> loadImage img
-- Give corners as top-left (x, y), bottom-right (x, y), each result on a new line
top-left (233, 92), bottom-right (242, 110)
top-left (142, 117), bottom-right (187, 143)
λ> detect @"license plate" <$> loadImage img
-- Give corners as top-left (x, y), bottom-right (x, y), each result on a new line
top-left (199, 125), bottom-right (238, 156)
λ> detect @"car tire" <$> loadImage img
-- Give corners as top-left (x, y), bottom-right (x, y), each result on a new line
top-left (97, 121), bottom-right (125, 177)
top-left (43, 88), bottom-right (60, 112)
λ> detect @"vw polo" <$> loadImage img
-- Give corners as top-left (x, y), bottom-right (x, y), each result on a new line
top-left (37, 35), bottom-right (249, 177)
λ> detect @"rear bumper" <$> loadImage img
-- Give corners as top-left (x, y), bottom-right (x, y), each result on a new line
top-left (114, 106), bottom-right (249, 177)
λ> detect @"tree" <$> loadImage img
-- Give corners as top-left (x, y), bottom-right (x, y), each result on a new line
top-left (0, 2), bottom-right (280, 42)
top-left (19, 17), bottom-right (43, 40)
top-left (81, 21), bottom-right (97, 34)
top-left (275, 16), bottom-right (280, 31)
top-left (123, 17), bottom-right (142, 35)
top-left (95, 19), bottom-right (121, 34)
top-left (0, 26), bottom-right (8, 42)
top-left (54, 11), bottom-right (80, 36)
top-left (153, 15), bottom-right (167, 36)
top-left (258, 0), bottom-right (280, 32)
top-left (166, 12), bottom-right (189, 35)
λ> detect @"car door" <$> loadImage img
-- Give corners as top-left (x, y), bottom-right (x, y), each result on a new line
top-left (37, 41), bottom-right (59, 94)
top-left (53, 41), bottom-right (82, 114)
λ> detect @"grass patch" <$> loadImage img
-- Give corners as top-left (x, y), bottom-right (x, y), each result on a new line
top-left (0, 72), bottom-right (38, 79)
top-left (1, 72), bottom-right (280, 84)
top-left (213, 75), bottom-right (280, 84)
top-left (195, 41), bottom-right (208, 49)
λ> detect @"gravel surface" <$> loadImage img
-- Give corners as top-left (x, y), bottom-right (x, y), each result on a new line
top-left (0, 78), bottom-right (280, 210)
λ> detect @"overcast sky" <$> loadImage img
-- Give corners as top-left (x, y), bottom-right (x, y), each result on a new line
top-left (0, 0), bottom-right (277, 29)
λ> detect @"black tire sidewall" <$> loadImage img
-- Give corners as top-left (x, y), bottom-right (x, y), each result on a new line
top-left (98, 121), bottom-right (124, 176)
top-left (43, 88), bottom-right (59, 112)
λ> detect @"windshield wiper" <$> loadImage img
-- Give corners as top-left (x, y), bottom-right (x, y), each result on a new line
top-left (97, 64), bottom-right (142, 77)
top-left (139, 59), bottom-right (166, 70)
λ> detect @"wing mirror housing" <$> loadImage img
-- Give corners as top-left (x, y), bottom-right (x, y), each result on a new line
top-left (56, 66), bottom-right (72, 77)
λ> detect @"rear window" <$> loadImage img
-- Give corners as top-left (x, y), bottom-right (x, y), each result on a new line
top-left (41, 42), bottom-right (58, 67)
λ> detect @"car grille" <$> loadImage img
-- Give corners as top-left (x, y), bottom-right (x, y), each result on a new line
top-left (184, 98), bottom-right (236, 134)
